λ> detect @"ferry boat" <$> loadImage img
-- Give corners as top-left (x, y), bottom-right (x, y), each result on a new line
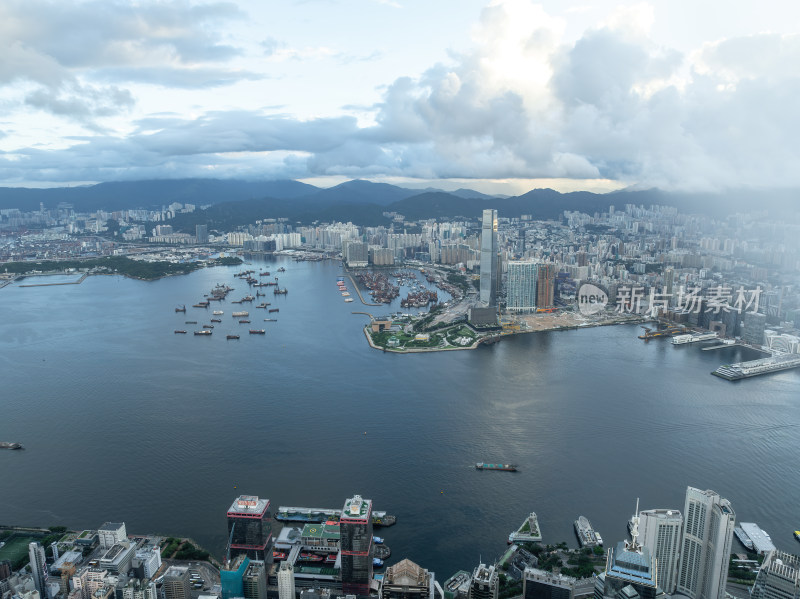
top-left (574, 516), bottom-right (601, 547)
top-left (476, 463), bottom-right (517, 471)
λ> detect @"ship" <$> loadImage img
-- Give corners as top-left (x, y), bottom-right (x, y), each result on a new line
top-left (373, 558), bottom-right (384, 567)
top-left (278, 267), bottom-right (286, 272)
top-left (174, 330), bottom-right (187, 334)
top-left (373, 536), bottom-right (384, 544)
top-left (476, 463), bottom-right (517, 471)
top-left (344, 298), bottom-right (354, 303)
top-left (213, 310), bottom-right (224, 315)
top-left (734, 526), bottom-right (754, 550)
top-left (274, 288), bottom-right (288, 295)
top-left (276, 506), bottom-right (397, 527)
top-left (249, 329), bottom-right (266, 334)
top-left (0, 442), bottom-right (24, 450)
top-left (574, 516), bottom-right (602, 547)
top-left (269, 308), bottom-right (279, 313)
top-left (264, 318), bottom-right (278, 322)
top-left (672, 332), bottom-right (719, 345)
top-left (185, 321), bottom-right (197, 324)
top-left (211, 318), bottom-right (222, 323)
top-left (194, 330), bottom-right (212, 336)
top-left (227, 335), bottom-right (240, 340)
top-left (175, 305), bottom-right (186, 313)
top-left (202, 324), bottom-right (214, 329)
top-left (794, 531), bottom-right (800, 542)
top-left (232, 311), bottom-right (249, 317)
top-left (239, 320), bottom-right (251, 323)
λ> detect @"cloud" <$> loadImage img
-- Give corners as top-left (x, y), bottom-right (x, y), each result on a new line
top-left (92, 66), bottom-right (264, 89)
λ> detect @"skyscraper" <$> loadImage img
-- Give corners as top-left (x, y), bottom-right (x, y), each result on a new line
top-left (480, 209), bottom-right (498, 307)
top-left (28, 542), bottom-right (49, 599)
top-left (595, 513), bottom-right (665, 599)
top-left (163, 566), bottom-right (191, 599)
top-left (751, 550), bottom-right (800, 599)
top-left (638, 509), bottom-right (683, 594)
top-left (468, 564), bottom-right (498, 599)
top-left (195, 224), bottom-right (209, 244)
top-left (743, 311), bottom-right (767, 345)
top-left (242, 560), bottom-right (267, 599)
top-left (340, 494), bottom-right (373, 596)
top-left (536, 264), bottom-right (555, 309)
top-left (380, 559), bottom-right (435, 599)
top-left (676, 487), bottom-right (735, 599)
top-left (277, 562), bottom-right (295, 599)
top-left (227, 495), bottom-right (272, 560)
top-left (506, 262), bottom-right (538, 312)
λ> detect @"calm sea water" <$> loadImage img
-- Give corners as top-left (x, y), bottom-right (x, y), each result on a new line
top-left (1, 257), bottom-right (798, 578)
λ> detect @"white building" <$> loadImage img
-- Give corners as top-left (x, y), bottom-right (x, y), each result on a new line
top-left (134, 548), bottom-right (162, 579)
top-left (676, 487), bottom-right (735, 599)
top-left (98, 523), bottom-right (127, 550)
top-left (28, 543), bottom-right (49, 599)
top-left (638, 509), bottom-right (683, 594)
top-left (277, 562), bottom-right (295, 599)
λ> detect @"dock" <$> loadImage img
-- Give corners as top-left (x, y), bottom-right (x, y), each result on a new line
top-left (713, 353), bottom-right (800, 380)
top-left (508, 512), bottom-right (542, 544)
top-left (18, 273), bottom-right (88, 287)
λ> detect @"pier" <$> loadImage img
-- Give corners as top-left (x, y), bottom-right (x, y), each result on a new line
top-left (346, 273), bottom-right (381, 306)
top-left (712, 353), bottom-right (800, 380)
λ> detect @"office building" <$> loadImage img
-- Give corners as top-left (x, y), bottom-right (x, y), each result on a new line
top-left (344, 241), bottom-right (369, 268)
top-left (28, 542), bottom-right (49, 599)
top-left (195, 224), bottom-right (209, 244)
top-left (380, 559), bottom-right (435, 599)
top-left (98, 523), bottom-right (127, 551)
top-left (0, 559), bottom-right (12, 580)
top-left (468, 564), bottom-right (498, 599)
top-left (221, 555), bottom-right (249, 599)
top-left (163, 566), bottom-right (191, 599)
top-left (340, 494), bottom-right (373, 596)
top-left (227, 495), bottom-right (272, 560)
top-left (119, 579), bottom-right (157, 599)
top-left (133, 549), bottom-right (161, 580)
top-left (480, 209), bottom-right (499, 307)
top-left (243, 560), bottom-right (267, 599)
top-left (536, 264), bottom-right (555, 309)
top-left (72, 568), bottom-right (109, 599)
top-left (506, 262), bottom-right (538, 312)
top-left (676, 487), bottom-right (735, 599)
top-left (277, 562), bottom-right (295, 599)
top-left (523, 568), bottom-right (579, 599)
top-left (751, 550), bottom-right (800, 599)
top-left (743, 311), bottom-right (767, 345)
top-left (637, 509), bottom-right (683, 594)
top-left (597, 535), bottom-right (663, 599)
top-left (98, 544), bottom-right (134, 575)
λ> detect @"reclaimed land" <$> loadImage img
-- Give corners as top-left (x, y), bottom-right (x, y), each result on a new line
top-left (2, 255), bottom-right (242, 282)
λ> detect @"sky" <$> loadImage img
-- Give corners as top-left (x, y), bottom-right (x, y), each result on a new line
top-left (1, 0), bottom-right (800, 194)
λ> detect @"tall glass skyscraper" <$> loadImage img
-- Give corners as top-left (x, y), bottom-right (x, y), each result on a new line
top-left (226, 495), bottom-right (272, 561)
top-left (340, 494), bottom-right (373, 597)
top-left (480, 209), bottom-right (498, 307)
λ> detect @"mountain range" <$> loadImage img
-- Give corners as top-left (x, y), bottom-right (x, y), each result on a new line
top-left (0, 178), bottom-right (795, 232)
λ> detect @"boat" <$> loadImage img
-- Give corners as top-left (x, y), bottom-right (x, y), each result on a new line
top-left (264, 318), bottom-right (278, 322)
top-left (574, 516), bottom-right (601, 547)
top-left (269, 308), bottom-right (279, 313)
top-left (227, 335), bottom-right (240, 340)
top-left (260, 272), bottom-right (271, 276)
top-left (239, 320), bottom-right (251, 323)
top-left (232, 311), bottom-right (249, 317)
top-left (213, 310), bottom-right (224, 315)
top-left (0, 442), bottom-right (24, 450)
top-left (734, 526), bottom-right (754, 550)
top-left (202, 324), bottom-right (214, 329)
top-left (211, 318), bottom-right (222, 323)
top-left (194, 330), bottom-right (212, 336)
top-left (174, 330), bottom-right (187, 334)
top-left (373, 536), bottom-right (384, 544)
top-left (278, 267), bottom-right (285, 272)
top-left (175, 305), bottom-right (186, 313)
top-left (672, 332), bottom-right (719, 345)
top-left (274, 288), bottom-right (288, 294)
top-left (475, 463), bottom-right (517, 471)
top-left (185, 321), bottom-right (197, 324)
top-left (344, 298), bottom-right (354, 303)
top-left (249, 329), bottom-right (266, 334)
top-left (794, 531), bottom-right (800, 542)
top-left (373, 558), bottom-right (384, 567)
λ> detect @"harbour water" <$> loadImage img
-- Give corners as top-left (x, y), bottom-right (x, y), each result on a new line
top-left (1, 257), bottom-right (798, 577)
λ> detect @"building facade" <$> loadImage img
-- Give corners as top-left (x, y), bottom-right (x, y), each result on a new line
top-left (506, 261), bottom-right (538, 312)
top-left (28, 543), bottom-right (49, 599)
top-left (162, 566), bottom-right (191, 599)
top-left (751, 550), bottom-right (800, 599)
top-left (480, 210), bottom-right (499, 307)
top-left (468, 564), bottom-right (498, 599)
top-left (277, 562), bottom-right (295, 599)
top-left (638, 509), bottom-right (683, 594)
top-left (380, 559), bottom-right (434, 599)
top-left (340, 494), bottom-right (373, 596)
top-left (227, 495), bottom-right (272, 560)
top-left (676, 487), bottom-right (735, 599)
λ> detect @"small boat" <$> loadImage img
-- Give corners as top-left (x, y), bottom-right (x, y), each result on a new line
top-left (476, 463), bottom-right (517, 471)
top-left (227, 335), bottom-right (240, 340)
top-left (264, 319), bottom-right (277, 322)
top-left (194, 330), bottom-right (212, 336)
top-left (174, 330), bottom-right (187, 334)
top-left (0, 442), bottom-right (24, 450)
top-left (249, 329), bottom-right (266, 334)
top-left (794, 531), bottom-right (800, 542)
top-left (278, 267), bottom-right (286, 272)
top-left (269, 308), bottom-right (279, 313)
top-left (344, 298), bottom-right (354, 303)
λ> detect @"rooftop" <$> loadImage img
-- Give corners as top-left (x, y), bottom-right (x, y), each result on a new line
top-left (301, 523), bottom-right (340, 541)
top-left (740, 523), bottom-right (776, 554)
top-left (99, 523), bottom-right (125, 531)
top-left (228, 495), bottom-right (270, 516)
top-left (164, 566), bottom-right (189, 579)
top-left (341, 495), bottom-right (371, 520)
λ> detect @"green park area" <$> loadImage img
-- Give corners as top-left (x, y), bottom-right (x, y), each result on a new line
top-left (0, 534), bottom-right (36, 568)
top-left (370, 322), bottom-right (478, 352)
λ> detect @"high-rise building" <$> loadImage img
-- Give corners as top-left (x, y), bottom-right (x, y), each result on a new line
top-left (242, 560), bottom-right (267, 599)
top-left (380, 559), bottom-right (435, 599)
top-left (163, 566), bottom-right (191, 599)
top-left (523, 568), bottom-right (578, 599)
top-left (227, 495), bottom-right (272, 560)
top-left (98, 523), bottom-right (127, 550)
top-left (676, 487), bottom-right (735, 599)
top-left (468, 564), bottom-right (498, 599)
top-left (340, 494), bottom-right (373, 596)
top-left (751, 550), bottom-right (800, 599)
top-left (1, 559), bottom-right (13, 581)
top-left (596, 518), bottom-right (664, 599)
top-left (480, 209), bottom-right (498, 307)
top-left (506, 262), bottom-right (538, 312)
top-left (536, 264), bottom-right (555, 309)
top-left (28, 543), bottom-right (49, 599)
top-left (277, 562), bottom-right (295, 599)
top-left (195, 224), bottom-right (209, 244)
top-left (743, 311), bottom-right (767, 345)
top-left (637, 509), bottom-right (683, 594)
top-left (221, 555), bottom-right (250, 599)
